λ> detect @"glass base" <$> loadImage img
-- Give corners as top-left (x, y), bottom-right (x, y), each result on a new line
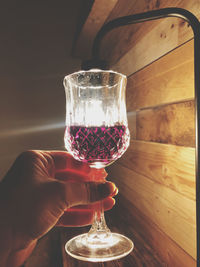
top-left (65, 232), bottom-right (134, 262)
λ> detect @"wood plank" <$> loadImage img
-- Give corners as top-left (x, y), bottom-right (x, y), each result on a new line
top-left (102, 0), bottom-right (200, 75)
top-left (113, 195), bottom-right (196, 267)
top-left (119, 140), bottom-right (195, 200)
top-left (74, 0), bottom-right (118, 59)
top-left (126, 40), bottom-right (194, 112)
top-left (111, 16), bottom-right (183, 75)
top-left (136, 100), bottom-right (195, 147)
top-left (73, 0), bottom-right (200, 71)
top-left (102, 0), bottom-right (182, 65)
top-left (107, 164), bottom-right (196, 259)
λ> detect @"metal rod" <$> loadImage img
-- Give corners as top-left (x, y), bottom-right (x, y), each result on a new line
top-left (91, 7), bottom-right (200, 265)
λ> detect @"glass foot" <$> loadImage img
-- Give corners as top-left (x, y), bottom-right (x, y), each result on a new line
top-left (65, 232), bottom-right (134, 262)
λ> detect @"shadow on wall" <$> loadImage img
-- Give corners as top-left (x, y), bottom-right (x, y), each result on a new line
top-left (0, 1), bottom-right (83, 179)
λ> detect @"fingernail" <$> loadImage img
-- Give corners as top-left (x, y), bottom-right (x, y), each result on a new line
top-left (111, 186), bottom-right (119, 197)
top-left (112, 198), bottom-right (116, 205)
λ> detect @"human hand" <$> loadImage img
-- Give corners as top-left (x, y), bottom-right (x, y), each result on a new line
top-left (0, 150), bottom-right (117, 267)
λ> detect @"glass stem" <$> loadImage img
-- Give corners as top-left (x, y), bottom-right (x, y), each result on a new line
top-left (87, 202), bottom-right (111, 244)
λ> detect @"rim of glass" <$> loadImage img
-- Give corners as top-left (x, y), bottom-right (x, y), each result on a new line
top-left (64, 69), bottom-right (127, 80)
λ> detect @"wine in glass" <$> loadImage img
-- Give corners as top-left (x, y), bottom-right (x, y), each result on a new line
top-left (63, 69), bottom-right (133, 262)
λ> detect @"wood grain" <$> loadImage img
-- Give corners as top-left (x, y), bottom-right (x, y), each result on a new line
top-left (103, 0), bottom-right (200, 75)
top-left (72, 1), bottom-right (198, 265)
top-left (73, 0), bottom-right (200, 63)
top-left (111, 16), bottom-right (184, 75)
top-left (119, 140), bottom-right (195, 200)
top-left (136, 100), bottom-right (195, 147)
top-left (113, 195), bottom-right (196, 267)
top-left (126, 40), bottom-right (194, 112)
top-left (73, 0), bottom-right (200, 75)
top-left (108, 164), bottom-right (196, 259)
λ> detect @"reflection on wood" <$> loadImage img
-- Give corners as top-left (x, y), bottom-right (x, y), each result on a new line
top-left (108, 164), bottom-right (196, 259)
top-left (119, 140), bottom-right (195, 200)
top-left (115, 195), bottom-right (196, 267)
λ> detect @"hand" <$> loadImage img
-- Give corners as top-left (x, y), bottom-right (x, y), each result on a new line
top-left (0, 150), bottom-right (117, 267)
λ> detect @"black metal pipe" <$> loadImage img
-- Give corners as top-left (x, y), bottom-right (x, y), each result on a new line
top-left (84, 7), bottom-right (200, 265)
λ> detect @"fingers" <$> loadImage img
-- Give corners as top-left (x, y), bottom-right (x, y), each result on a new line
top-left (45, 151), bottom-right (91, 173)
top-left (63, 181), bottom-right (117, 208)
top-left (45, 151), bottom-right (107, 182)
top-left (68, 197), bottom-right (115, 212)
top-left (55, 168), bottom-right (107, 182)
top-left (56, 197), bottom-right (115, 227)
top-left (12, 150), bottom-right (107, 183)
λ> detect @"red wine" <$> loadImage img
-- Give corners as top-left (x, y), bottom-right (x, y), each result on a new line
top-left (64, 125), bottom-right (130, 168)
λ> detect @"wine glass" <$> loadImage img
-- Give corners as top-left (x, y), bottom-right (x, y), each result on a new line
top-left (63, 69), bottom-right (133, 262)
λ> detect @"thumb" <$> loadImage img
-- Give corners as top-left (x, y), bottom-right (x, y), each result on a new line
top-left (63, 181), bottom-right (116, 208)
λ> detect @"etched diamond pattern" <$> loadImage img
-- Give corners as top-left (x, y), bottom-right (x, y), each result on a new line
top-left (65, 125), bottom-right (129, 164)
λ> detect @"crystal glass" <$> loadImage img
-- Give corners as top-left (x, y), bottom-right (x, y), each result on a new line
top-left (63, 69), bottom-right (133, 262)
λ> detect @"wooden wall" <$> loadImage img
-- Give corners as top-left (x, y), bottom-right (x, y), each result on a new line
top-left (74, 0), bottom-right (199, 266)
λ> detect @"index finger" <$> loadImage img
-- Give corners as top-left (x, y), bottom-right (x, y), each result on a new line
top-left (46, 151), bottom-right (91, 173)
top-left (46, 151), bottom-right (107, 181)
top-left (55, 168), bottom-right (107, 182)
